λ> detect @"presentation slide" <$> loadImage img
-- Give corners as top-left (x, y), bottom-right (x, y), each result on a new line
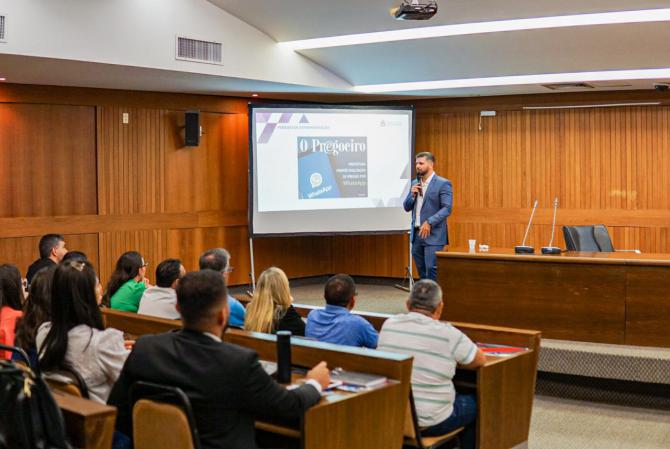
top-left (250, 105), bottom-right (414, 236)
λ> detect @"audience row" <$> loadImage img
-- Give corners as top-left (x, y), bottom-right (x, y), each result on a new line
top-left (0, 233), bottom-right (485, 449)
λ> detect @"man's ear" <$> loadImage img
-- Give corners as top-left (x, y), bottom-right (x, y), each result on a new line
top-left (406, 299), bottom-right (412, 312)
top-left (348, 296), bottom-right (356, 310)
top-left (434, 302), bottom-right (444, 319)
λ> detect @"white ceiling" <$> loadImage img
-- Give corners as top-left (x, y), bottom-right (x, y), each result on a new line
top-left (208, 0), bottom-right (670, 41)
top-left (2, 0), bottom-right (670, 100)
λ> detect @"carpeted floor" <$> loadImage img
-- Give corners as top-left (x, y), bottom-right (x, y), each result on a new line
top-left (288, 279), bottom-right (670, 449)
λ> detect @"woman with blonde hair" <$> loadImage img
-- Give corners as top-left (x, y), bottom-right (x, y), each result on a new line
top-left (244, 267), bottom-right (305, 336)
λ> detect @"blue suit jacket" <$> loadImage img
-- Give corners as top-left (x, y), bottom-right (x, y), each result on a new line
top-left (403, 175), bottom-right (453, 246)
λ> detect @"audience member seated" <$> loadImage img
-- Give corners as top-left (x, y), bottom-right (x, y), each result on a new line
top-left (106, 251), bottom-right (150, 312)
top-left (61, 250), bottom-right (89, 263)
top-left (0, 264), bottom-right (25, 359)
top-left (245, 267), bottom-right (305, 336)
top-left (305, 274), bottom-right (378, 348)
top-left (26, 233), bottom-right (67, 285)
top-left (14, 266), bottom-right (54, 367)
top-left (377, 279), bottom-right (486, 449)
top-left (137, 258), bottom-right (185, 320)
top-left (37, 260), bottom-right (130, 403)
top-left (108, 269), bottom-right (329, 449)
top-left (199, 248), bottom-right (246, 327)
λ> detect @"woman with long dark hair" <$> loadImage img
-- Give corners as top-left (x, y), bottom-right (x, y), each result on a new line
top-left (37, 260), bottom-right (129, 403)
top-left (0, 264), bottom-right (25, 358)
top-left (104, 251), bottom-right (149, 312)
top-left (14, 266), bottom-right (54, 366)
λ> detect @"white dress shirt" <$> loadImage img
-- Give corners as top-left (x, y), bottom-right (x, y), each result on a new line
top-left (415, 172), bottom-right (435, 227)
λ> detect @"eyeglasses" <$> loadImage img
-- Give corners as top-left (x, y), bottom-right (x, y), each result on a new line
top-left (141, 261), bottom-right (149, 268)
top-left (224, 266), bottom-right (235, 273)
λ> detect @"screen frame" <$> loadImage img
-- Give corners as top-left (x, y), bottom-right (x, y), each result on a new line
top-left (248, 103), bottom-right (416, 237)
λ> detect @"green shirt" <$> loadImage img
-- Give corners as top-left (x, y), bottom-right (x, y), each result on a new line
top-left (110, 280), bottom-right (147, 313)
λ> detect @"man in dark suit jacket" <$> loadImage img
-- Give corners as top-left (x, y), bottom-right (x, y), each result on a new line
top-left (108, 269), bottom-right (330, 449)
top-left (403, 152), bottom-right (453, 281)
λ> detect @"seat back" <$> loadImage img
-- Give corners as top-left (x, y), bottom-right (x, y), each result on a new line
top-left (562, 226), bottom-right (600, 251)
top-left (593, 224), bottom-right (614, 252)
top-left (131, 381), bottom-right (200, 449)
top-left (403, 392), bottom-right (424, 448)
top-left (44, 367), bottom-right (89, 398)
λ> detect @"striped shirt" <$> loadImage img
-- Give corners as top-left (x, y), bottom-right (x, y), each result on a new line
top-left (378, 312), bottom-right (477, 427)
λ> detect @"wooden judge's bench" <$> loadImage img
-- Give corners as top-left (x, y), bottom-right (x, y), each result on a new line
top-left (437, 249), bottom-right (670, 347)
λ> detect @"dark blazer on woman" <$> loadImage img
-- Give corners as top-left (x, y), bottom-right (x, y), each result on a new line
top-left (275, 305), bottom-right (306, 336)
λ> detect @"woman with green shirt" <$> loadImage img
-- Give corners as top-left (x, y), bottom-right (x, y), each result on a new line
top-left (105, 251), bottom-right (150, 313)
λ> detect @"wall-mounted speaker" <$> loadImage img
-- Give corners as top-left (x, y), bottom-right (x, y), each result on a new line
top-left (185, 110), bottom-right (200, 147)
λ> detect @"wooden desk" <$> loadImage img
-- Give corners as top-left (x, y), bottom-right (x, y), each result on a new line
top-left (293, 305), bottom-right (539, 449)
top-left (437, 249), bottom-right (670, 347)
top-left (100, 309), bottom-right (413, 449)
top-left (53, 391), bottom-right (116, 449)
top-left (225, 329), bottom-right (412, 449)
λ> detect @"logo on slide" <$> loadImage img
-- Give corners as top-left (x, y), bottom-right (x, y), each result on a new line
top-left (310, 173), bottom-right (323, 188)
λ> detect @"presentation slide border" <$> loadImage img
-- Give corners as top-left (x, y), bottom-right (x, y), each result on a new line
top-left (248, 103), bottom-right (416, 237)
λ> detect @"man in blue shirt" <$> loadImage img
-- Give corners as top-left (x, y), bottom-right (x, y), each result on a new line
top-left (306, 274), bottom-right (378, 348)
top-left (199, 248), bottom-right (246, 327)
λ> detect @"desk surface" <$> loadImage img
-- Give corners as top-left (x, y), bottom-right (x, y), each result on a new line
top-left (440, 248), bottom-right (670, 266)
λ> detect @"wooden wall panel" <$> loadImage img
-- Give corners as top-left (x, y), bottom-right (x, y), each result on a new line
top-left (330, 234), bottom-right (409, 278)
top-left (98, 231), bottom-right (167, 286)
top-left (97, 107), bottom-right (166, 215)
top-left (416, 106), bottom-right (670, 253)
top-left (255, 236), bottom-right (332, 279)
top-left (0, 104), bottom-right (97, 218)
top-left (164, 111), bottom-right (248, 213)
top-left (165, 226), bottom-right (249, 285)
top-left (0, 234), bottom-right (99, 276)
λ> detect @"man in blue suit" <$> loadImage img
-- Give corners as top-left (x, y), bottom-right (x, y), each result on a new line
top-left (403, 152), bottom-right (453, 281)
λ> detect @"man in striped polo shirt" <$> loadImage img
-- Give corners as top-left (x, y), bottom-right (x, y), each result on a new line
top-left (378, 279), bottom-right (485, 449)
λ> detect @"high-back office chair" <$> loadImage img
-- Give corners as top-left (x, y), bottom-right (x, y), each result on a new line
top-left (403, 392), bottom-right (463, 449)
top-left (44, 367), bottom-right (89, 398)
top-left (563, 225), bottom-right (640, 253)
top-left (131, 381), bottom-right (201, 449)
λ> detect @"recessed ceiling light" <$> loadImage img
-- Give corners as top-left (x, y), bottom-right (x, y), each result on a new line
top-left (280, 8), bottom-right (670, 50)
top-left (252, 93), bottom-right (259, 97)
top-left (0, 78), bottom-right (6, 81)
top-left (354, 68), bottom-right (670, 93)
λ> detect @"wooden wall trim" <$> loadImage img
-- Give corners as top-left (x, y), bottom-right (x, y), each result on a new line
top-left (0, 211), bottom-right (247, 238)
top-left (404, 90), bottom-right (670, 113)
top-left (451, 208), bottom-right (670, 228)
top-left (0, 83), bottom-right (248, 114)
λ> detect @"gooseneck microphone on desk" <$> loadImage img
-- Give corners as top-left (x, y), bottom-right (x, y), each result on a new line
top-left (541, 197), bottom-right (562, 254)
top-left (515, 200), bottom-right (538, 254)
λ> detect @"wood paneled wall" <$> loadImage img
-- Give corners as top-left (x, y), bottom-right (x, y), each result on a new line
top-left (1, 84), bottom-right (669, 287)
top-left (416, 106), bottom-right (670, 253)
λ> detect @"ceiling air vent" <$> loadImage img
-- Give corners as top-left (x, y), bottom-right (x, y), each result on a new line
top-left (0, 15), bottom-right (6, 42)
top-left (542, 82), bottom-right (594, 91)
top-left (176, 36), bottom-right (222, 65)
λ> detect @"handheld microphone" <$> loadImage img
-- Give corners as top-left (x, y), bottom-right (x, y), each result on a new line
top-left (416, 174), bottom-right (423, 197)
top-left (515, 200), bottom-right (538, 254)
top-left (542, 197), bottom-right (562, 254)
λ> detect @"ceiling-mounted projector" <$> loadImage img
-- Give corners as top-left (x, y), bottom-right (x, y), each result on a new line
top-left (390, 0), bottom-right (438, 20)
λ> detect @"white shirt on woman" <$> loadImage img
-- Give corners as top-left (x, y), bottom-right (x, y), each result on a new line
top-left (37, 322), bottom-right (130, 403)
